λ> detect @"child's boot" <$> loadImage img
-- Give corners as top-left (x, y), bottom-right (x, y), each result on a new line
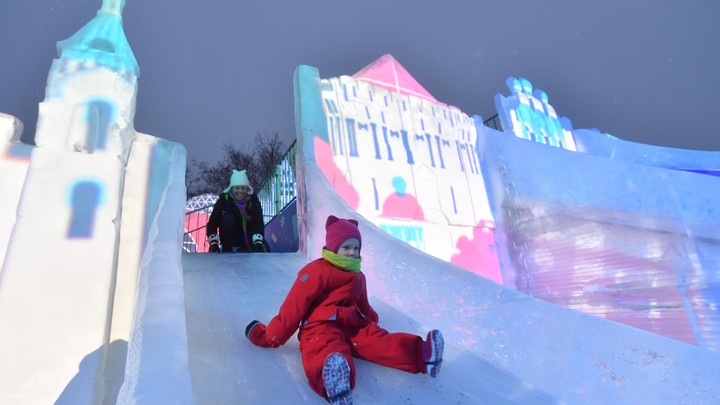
top-left (322, 352), bottom-right (352, 405)
top-left (422, 329), bottom-right (444, 377)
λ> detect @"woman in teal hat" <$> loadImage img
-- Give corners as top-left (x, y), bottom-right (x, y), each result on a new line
top-left (206, 169), bottom-right (268, 252)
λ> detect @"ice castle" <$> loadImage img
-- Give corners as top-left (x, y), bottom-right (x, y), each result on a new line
top-left (1, 0), bottom-right (718, 403)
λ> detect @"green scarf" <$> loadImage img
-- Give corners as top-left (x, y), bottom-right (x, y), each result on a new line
top-left (322, 248), bottom-right (361, 273)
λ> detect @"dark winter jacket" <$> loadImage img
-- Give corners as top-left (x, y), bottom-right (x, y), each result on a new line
top-left (206, 192), bottom-right (264, 251)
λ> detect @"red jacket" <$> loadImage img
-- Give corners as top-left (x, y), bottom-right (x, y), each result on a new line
top-left (258, 258), bottom-right (379, 348)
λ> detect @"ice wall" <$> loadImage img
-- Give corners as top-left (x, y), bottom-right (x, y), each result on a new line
top-left (296, 59), bottom-right (720, 353)
top-left (117, 141), bottom-right (193, 405)
top-left (308, 60), bottom-right (720, 351)
top-left (478, 120), bottom-right (720, 350)
top-left (305, 57), bottom-right (502, 283)
top-left (294, 64), bottom-right (720, 403)
top-left (0, 101), bottom-right (188, 403)
top-left (0, 113), bottom-right (31, 267)
top-left (573, 127), bottom-right (720, 176)
top-left (494, 76), bottom-right (576, 151)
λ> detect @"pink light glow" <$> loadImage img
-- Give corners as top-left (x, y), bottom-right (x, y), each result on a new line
top-left (352, 54), bottom-right (438, 103)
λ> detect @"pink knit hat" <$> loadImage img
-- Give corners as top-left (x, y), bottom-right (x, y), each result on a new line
top-left (325, 215), bottom-right (362, 253)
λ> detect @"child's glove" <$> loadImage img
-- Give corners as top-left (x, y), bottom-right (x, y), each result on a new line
top-left (245, 320), bottom-right (270, 347)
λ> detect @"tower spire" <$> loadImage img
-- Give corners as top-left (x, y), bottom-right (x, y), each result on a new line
top-left (100, 0), bottom-right (125, 16)
top-left (56, 0), bottom-right (139, 77)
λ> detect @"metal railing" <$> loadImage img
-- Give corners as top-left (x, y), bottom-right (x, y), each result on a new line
top-left (182, 140), bottom-right (298, 252)
top-left (256, 140), bottom-right (297, 224)
top-left (183, 203), bottom-right (214, 253)
top-left (484, 114), bottom-right (501, 130)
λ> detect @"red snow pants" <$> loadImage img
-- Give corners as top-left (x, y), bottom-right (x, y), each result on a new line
top-left (298, 311), bottom-right (424, 399)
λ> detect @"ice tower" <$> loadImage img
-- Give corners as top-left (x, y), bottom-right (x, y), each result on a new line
top-left (0, 1), bottom-right (187, 403)
top-left (36, 0), bottom-right (139, 156)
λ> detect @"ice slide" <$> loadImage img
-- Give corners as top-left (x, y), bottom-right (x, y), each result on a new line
top-left (176, 63), bottom-right (719, 403)
top-left (178, 166), bottom-right (717, 404)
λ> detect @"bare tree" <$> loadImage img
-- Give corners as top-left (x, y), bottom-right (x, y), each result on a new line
top-left (186, 132), bottom-right (287, 197)
top-left (251, 131), bottom-right (287, 187)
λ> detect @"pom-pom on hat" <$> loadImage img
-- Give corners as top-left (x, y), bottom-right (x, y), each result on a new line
top-left (325, 215), bottom-right (362, 253)
top-left (223, 169), bottom-right (254, 195)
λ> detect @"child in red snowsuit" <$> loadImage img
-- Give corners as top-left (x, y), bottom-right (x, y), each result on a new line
top-left (245, 215), bottom-right (444, 404)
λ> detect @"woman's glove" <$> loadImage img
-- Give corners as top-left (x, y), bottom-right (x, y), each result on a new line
top-left (208, 234), bottom-right (220, 253)
top-left (251, 234), bottom-right (267, 252)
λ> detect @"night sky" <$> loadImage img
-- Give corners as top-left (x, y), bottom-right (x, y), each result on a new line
top-left (1, 0), bottom-right (719, 164)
